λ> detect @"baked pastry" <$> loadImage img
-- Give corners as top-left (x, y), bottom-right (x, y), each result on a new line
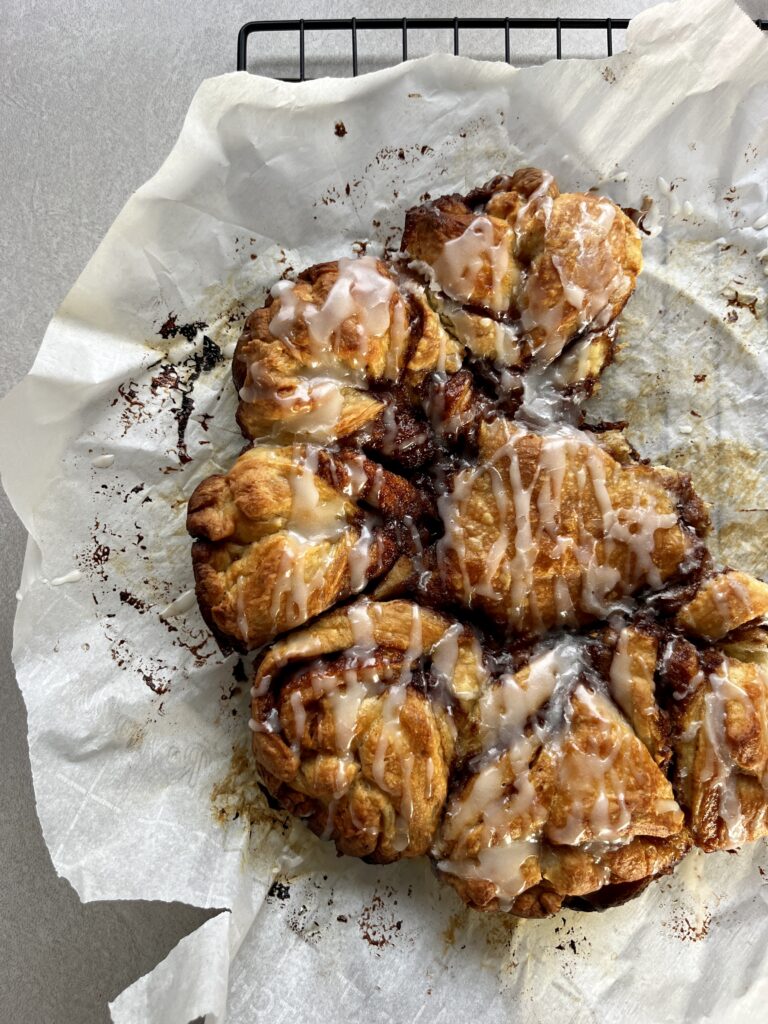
top-left (660, 631), bottom-right (768, 852)
top-left (250, 599), bottom-right (488, 862)
top-left (187, 444), bottom-right (434, 650)
top-left (659, 571), bottom-right (768, 852)
top-left (233, 256), bottom-right (462, 450)
top-left (396, 417), bottom-right (709, 636)
top-left (675, 570), bottom-right (768, 641)
top-left (187, 163), bottom-right (768, 920)
top-left (433, 630), bottom-right (689, 916)
top-left (402, 167), bottom-right (642, 371)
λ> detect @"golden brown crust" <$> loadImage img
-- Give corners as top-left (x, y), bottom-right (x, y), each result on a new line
top-left (606, 626), bottom-right (670, 767)
top-left (250, 600), bottom-right (488, 862)
top-left (676, 570), bottom-right (768, 641)
top-left (187, 446), bottom-right (431, 651)
top-left (431, 418), bottom-right (707, 637)
top-left (403, 168), bottom-right (642, 372)
top-left (661, 635), bottom-right (768, 852)
top-left (233, 257), bottom-right (461, 444)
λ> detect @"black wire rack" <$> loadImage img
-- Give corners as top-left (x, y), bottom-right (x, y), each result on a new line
top-left (237, 15), bottom-right (768, 78)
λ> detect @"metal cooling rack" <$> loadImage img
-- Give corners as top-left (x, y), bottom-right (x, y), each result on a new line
top-left (237, 15), bottom-right (768, 77)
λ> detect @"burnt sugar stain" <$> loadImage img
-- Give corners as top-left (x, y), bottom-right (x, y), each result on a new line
top-left (287, 903), bottom-right (323, 944)
top-left (119, 590), bottom-right (149, 614)
top-left (266, 880), bottom-right (292, 903)
top-left (210, 744), bottom-right (293, 838)
top-left (112, 380), bottom-right (151, 435)
top-left (158, 314), bottom-right (207, 341)
top-left (357, 890), bottom-right (404, 953)
top-left (334, 121), bottom-right (347, 138)
top-left (150, 329), bottom-right (223, 465)
top-left (442, 909), bottom-right (468, 949)
top-left (664, 905), bottom-right (712, 942)
top-left (725, 292), bottom-right (758, 317)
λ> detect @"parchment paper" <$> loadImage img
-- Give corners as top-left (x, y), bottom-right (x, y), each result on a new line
top-left (2, 0), bottom-right (768, 1021)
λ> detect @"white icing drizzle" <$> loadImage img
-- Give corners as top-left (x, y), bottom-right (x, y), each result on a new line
top-left (706, 573), bottom-right (755, 636)
top-left (250, 707), bottom-right (280, 734)
top-left (425, 756), bottom-right (435, 800)
top-left (239, 256), bottom-right (411, 440)
top-left (437, 297), bottom-right (523, 366)
top-left (437, 632), bottom-right (668, 904)
top-left (608, 627), bottom-right (635, 719)
top-left (429, 622), bottom-right (462, 686)
top-left (438, 641), bottom-right (582, 905)
top-left (393, 753), bottom-right (416, 851)
top-left (370, 605), bottom-right (424, 849)
top-left (289, 690), bottom-right (307, 750)
top-left (433, 216), bottom-right (511, 313)
top-left (699, 662), bottom-right (754, 847)
top-left (160, 589), bottom-right (197, 619)
top-left (545, 684), bottom-right (633, 845)
top-left (437, 423), bottom-right (679, 630)
top-left (339, 451), bottom-right (370, 498)
top-left (287, 445), bottom-right (346, 541)
top-left (266, 603), bottom-right (464, 846)
top-left (239, 364), bottom-right (354, 439)
top-left (347, 522), bottom-right (375, 593)
top-left (269, 257), bottom-right (398, 360)
top-left (523, 199), bottom-right (630, 367)
top-left (258, 445), bottom-right (380, 634)
top-left (50, 570), bottom-right (83, 586)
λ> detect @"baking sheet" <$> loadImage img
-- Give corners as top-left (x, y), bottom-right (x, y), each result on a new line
top-left (1, 0), bottom-right (767, 1021)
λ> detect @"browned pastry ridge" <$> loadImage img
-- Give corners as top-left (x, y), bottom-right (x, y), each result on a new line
top-left (186, 165), bottom-right (768, 918)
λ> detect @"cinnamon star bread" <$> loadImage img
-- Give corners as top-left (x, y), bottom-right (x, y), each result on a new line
top-left (185, 163), bottom-right (768, 920)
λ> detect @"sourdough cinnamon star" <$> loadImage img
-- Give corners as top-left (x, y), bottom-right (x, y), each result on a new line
top-left (187, 167), bottom-right (768, 917)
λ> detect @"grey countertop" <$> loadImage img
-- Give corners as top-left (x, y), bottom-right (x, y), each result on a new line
top-left (1, 1), bottom-right (764, 1021)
